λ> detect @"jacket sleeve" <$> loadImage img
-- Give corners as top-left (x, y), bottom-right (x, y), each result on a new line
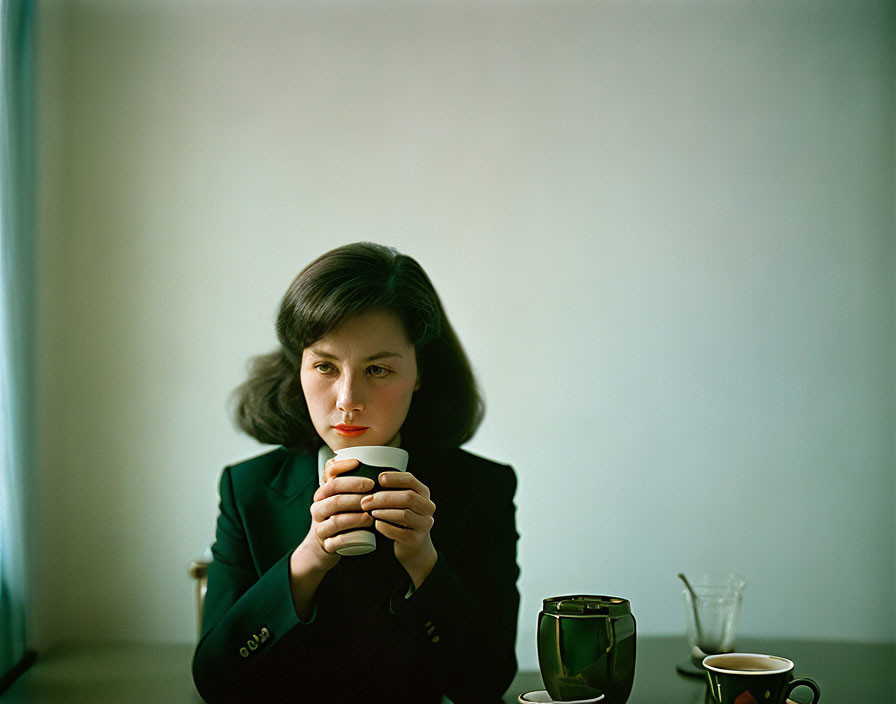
top-left (388, 463), bottom-right (520, 704)
top-left (191, 466), bottom-right (314, 702)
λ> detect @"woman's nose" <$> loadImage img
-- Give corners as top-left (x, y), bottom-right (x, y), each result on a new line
top-left (336, 373), bottom-right (365, 414)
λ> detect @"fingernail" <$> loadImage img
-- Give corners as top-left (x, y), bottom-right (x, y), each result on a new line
top-left (379, 473), bottom-right (388, 484)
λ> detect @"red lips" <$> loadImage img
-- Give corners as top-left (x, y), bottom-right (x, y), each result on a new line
top-left (333, 425), bottom-right (369, 437)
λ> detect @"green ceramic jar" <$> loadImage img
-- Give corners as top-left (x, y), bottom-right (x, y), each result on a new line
top-left (537, 595), bottom-right (636, 704)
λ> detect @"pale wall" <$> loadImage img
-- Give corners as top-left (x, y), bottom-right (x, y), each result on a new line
top-left (35, 0), bottom-right (895, 670)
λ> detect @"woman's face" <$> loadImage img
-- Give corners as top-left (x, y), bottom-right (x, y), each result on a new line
top-left (300, 309), bottom-right (420, 450)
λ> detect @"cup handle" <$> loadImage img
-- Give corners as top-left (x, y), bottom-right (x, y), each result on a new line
top-left (782, 677), bottom-right (820, 703)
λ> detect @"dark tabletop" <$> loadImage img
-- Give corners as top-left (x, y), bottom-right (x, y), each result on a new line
top-left (4, 636), bottom-right (891, 702)
top-left (503, 635), bottom-right (895, 703)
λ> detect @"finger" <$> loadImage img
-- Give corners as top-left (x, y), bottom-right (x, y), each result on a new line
top-left (361, 489), bottom-right (435, 517)
top-left (370, 508), bottom-right (435, 533)
top-left (313, 475), bottom-right (374, 502)
top-left (377, 471), bottom-right (430, 499)
top-left (323, 457), bottom-right (360, 483)
top-left (316, 511), bottom-right (374, 542)
top-left (311, 492), bottom-right (369, 522)
top-left (373, 519), bottom-right (427, 543)
top-left (323, 527), bottom-right (375, 555)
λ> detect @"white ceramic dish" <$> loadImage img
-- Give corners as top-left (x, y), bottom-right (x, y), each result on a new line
top-left (517, 690), bottom-right (605, 703)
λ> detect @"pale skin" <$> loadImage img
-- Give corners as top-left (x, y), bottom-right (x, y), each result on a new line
top-left (287, 310), bottom-right (438, 621)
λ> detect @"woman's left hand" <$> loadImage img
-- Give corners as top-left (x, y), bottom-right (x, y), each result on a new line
top-left (360, 471), bottom-right (437, 588)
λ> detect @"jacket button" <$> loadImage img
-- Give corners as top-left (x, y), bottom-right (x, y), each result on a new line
top-left (239, 647), bottom-right (249, 658)
top-left (431, 636), bottom-right (440, 643)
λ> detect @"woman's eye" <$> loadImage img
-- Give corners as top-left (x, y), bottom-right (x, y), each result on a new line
top-left (314, 363), bottom-right (334, 374)
top-left (367, 365), bottom-right (391, 378)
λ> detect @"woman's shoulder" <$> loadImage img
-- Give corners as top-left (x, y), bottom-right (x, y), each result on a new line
top-left (420, 446), bottom-right (516, 489)
top-left (452, 447), bottom-right (513, 471)
top-left (224, 446), bottom-right (314, 492)
top-left (226, 445), bottom-right (291, 471)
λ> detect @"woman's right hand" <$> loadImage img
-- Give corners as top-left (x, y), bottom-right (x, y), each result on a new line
top-left (291, 457), bottom-right (375, 576)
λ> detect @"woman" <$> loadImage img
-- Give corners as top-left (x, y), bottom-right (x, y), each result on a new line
top-left (192, 242), bottom-right (520, 703)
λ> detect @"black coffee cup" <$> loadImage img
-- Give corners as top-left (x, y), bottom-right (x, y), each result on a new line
top-left (323, 446), bottom-right (409, 556)
top-left (703, 653), bottom-right (820, 704)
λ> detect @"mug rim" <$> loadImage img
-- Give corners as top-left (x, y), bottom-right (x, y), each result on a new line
top-left (333, 444), bottom-right (409, 469)
top-left (703, 652), bottom-right (794, 676)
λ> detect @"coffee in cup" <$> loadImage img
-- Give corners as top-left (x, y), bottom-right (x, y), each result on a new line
top-left (322, 445), bottom-right (409, 556)
top-left (703, 653), bottom-right (821, 704)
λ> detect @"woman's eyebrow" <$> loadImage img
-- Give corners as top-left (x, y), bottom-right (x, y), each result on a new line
top-left (306, 348), bottom-right (402, 361)
top-left (306, 348), bottom-right (336, 359)
top-left (365, 351), bottom-right (402, 361)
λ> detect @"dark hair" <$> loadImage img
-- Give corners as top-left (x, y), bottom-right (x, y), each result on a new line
top-left (232, 242), bottom-right (484, 452)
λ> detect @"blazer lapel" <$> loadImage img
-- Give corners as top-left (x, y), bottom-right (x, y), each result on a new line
top-left (248, 450), bottom-right (318, 571)
top-left (266, 450), bottom-right (317, 499)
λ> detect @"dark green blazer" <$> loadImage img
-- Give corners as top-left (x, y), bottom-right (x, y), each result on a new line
top-left (192, 445), bottom-right (520, 704)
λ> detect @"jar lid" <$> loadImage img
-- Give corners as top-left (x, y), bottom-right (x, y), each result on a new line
top-left (542, 595), bottom-right (631, 617)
